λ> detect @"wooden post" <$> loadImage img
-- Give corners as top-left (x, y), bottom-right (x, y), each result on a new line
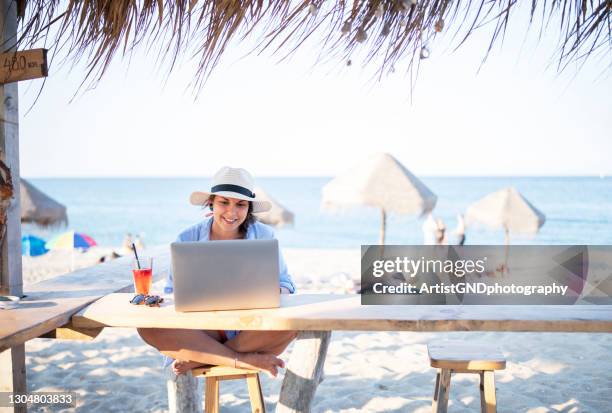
top-left (434, 368), bottom-right (451, 413)
top-left (0, 347), bottom-right (26, 413)
top-left (0, 1), bottom-right (26, 412)
top-left (276, 331), bottom-right (331, 413)
top-left (166, 366), bottom-right (202, 413)
top-left (0, 0), bottom-right (22, 297)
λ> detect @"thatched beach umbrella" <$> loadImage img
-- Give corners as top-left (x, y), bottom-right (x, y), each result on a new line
top-left (15, 1), bottom-right (609, 91)
top-left (20, 179), bottom-right (68, 228)
top-left (465, 187), bottom-right (545, 242)
top-left (465, 187), bottom-right (545, 273)
top-left (321, 153), bottom-right (436, 245)
top-left (253, 186), bottom-right (295, 227)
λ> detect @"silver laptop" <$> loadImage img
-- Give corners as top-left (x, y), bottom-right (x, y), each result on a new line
top-left (171, 239), bottom-right (280, 312)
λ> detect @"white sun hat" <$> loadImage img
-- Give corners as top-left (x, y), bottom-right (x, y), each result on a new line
top-left (190, 167), bottom-right (272, 213)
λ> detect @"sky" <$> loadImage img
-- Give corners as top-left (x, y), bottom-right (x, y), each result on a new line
top-left (17, 3), bottom-right (612, 178)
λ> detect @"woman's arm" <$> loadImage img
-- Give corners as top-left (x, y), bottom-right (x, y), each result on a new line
top-left (278, 250), bottom-right (296, 293)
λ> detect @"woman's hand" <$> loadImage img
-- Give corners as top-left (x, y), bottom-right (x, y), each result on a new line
top-left (280, 287), bottom-right (291, 294)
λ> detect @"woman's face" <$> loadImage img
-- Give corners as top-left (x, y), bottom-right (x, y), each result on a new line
top-left (210, 196), bottom-right (249, 235)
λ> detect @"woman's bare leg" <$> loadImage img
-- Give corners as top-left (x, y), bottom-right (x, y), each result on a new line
top-left (137, 328), bottom-right (285, 376)
top-left (225, 331), bottom-right (297, 356)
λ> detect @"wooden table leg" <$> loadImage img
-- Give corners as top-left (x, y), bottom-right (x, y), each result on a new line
top-left (276, 331), bottom-right (331, 413)
top-left (167, 365), bottom-right (202, 413)
top-left (0, 345), bottom-right (27, 413)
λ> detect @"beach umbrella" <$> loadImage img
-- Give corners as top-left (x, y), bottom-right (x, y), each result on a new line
top-left (465, 187), bottom-right (545, 242)
top-left (46, 231), bottom-right (97, 271)
top-left (465, 187), bottom-right (545, 273)
top-left (46, 231), bottom-right (97, 251)
top-left (21, 235), bottom-right (48, 257)
top-left (20, 179), bottom-right (68, 228)
top-left (321, 153), bottom-right (437, 245)
top-left (253, 186), bottom-right (295, 227)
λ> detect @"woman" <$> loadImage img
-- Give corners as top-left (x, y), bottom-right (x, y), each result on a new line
top-left (137, 167), bottom-right (296, 377)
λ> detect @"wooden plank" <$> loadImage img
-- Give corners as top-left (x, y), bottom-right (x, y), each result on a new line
top-left (38, 321), bottom-right (103, 341)
top-left (435, 368), bottom-right (451, 413)
top-left (0, 345), bottom-right (26, 413)
top-left (204, 377), bottom-right (219, 413)
top-left (246, 374), bottom-right (265, 413)
top-left (167, 367), bottom-right (201, 413)
top-left (0, 1), bottom-right (26, 410)
top-left (0, 247), bottom-right (169, 352)
top-left (479, 372), bottom-right (486, 412)
top-left (428, 341), bottom-right (506, 371)
top-left (431, 370), bottom-right (442, 412)
top-left (192, 365), bottom-right (260, 378)
top-left (0, 0), bottom-right (22, 299)
top-left (0, 49), bottom-right (47, 84)
top-left (481, 371), bottom-right (496, 413)
top-left (276, 331), bottom-right (331, 413)
top-left (72, 293), bottom-right (612, 333)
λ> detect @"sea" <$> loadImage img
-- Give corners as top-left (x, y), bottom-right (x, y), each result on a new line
top-left (22, 177), bottom-right (612, 249)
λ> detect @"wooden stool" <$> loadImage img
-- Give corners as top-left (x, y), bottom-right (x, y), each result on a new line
top-left (428, 341), bottom-right (506, 413)
top-left (192, 365), bottom-right (265, 413)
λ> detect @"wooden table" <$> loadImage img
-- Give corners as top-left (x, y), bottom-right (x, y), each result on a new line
top-left (71, 293), bottom-right (612, 413)
top-left (72, 293), bottom-right (612, 332)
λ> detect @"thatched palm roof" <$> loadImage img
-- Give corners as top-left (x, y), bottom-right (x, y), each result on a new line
top-left (15, 1), bottom-right (611, 89)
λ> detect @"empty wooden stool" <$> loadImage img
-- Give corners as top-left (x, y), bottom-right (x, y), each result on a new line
top-left (192, 365), bottom-right (265, 413)
top-left (428, 341), bottom-right (506, 413)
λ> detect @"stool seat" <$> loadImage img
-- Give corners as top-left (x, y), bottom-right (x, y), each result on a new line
top-left (192, 365), bottom-right (265, 413)
top-left (427, 341), bottom-right (506, 413)
top-left (428, 341), bottom-right (506, 371)
top-left (192, 365), bottom-right (261, 378)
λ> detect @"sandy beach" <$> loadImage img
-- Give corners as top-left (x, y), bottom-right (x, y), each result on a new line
top-left (21, 248), bottom-right (612, 412)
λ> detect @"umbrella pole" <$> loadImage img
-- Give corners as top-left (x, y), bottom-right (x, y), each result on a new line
top-left (503, 227), bottom-right (510, 274)
top-left (380, 209), bottom-right (386, 245)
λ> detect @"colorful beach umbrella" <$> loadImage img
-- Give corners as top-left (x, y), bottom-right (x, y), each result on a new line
top-left (46, 231), bottom-right (97, 251)
top-left (21, 235), bottom-right (48, 257)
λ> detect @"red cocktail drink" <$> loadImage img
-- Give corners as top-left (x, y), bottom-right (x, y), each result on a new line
top-left (133, 268), bottom-right (152, 295)
top-left (132, 256), bottom-right (153, 295)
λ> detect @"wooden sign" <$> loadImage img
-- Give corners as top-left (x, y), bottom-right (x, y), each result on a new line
top-left (0, 48), bottom-right (48, 85)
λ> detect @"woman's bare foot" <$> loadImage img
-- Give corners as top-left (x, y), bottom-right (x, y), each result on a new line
top-left (172, 359), bottom-right (205, 375)
top-left (238, 352), bottom-right (285, 377)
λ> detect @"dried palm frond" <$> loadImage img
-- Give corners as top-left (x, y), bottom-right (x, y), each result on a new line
top-left (11, 0), bottom-right (612, 91)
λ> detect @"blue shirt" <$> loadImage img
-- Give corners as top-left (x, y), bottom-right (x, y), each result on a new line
top-left (164, 217), bottom-right (296, 294)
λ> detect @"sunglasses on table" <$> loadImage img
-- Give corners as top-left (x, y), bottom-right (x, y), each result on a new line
top-left (129, 294), bottom-right (164, 307)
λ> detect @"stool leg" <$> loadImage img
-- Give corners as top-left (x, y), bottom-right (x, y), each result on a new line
top-left (479, 371), bottom-right (496, 413)
top-left (205, 377), bottom-right (220, 413)
top-left (432, 369), bottom-right (451, 413)
top-left (246, 373), bottom-right (266, 413)
top-left (431, 370), bottom-right (441, 412)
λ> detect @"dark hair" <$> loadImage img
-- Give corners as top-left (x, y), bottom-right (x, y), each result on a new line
top-left (208, 195), bottom-right (256, 238)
